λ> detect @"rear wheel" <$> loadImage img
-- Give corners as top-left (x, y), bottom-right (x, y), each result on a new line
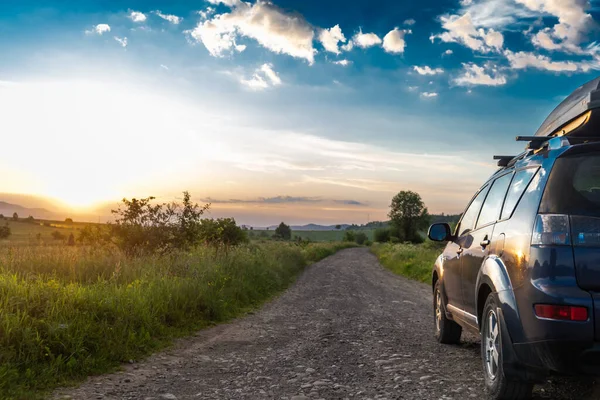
top-left (433, 280), bottom-right (461, 344)
top-left (481, 293), bottom-right (533, 400)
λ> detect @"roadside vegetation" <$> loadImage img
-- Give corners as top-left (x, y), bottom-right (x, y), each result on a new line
top-left (0, 193), bottom-right (357, 399)
top-left (370, 190), bottom-right (458, 283)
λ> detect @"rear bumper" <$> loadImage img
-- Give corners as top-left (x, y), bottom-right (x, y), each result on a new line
top-left (513, 340), bottom-right (600, 375)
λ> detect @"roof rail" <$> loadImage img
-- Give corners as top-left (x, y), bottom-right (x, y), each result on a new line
top-left (493, 155), bottom-right (516, 167)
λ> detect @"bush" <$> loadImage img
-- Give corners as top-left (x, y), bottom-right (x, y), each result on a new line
top-left (65, 218), bottom-right (74, 224)
top-left (374, 228), bottom-right (391, 243)
top-left (343, 231), bottom-right (356, 242)
top-left (390, 236), bottom-right (401, 244)
top-left (0, 224), bottom-right (10, 239)
top-left (51, 231), bottom-right (66, 241)
top-left (354, 232), bottom-right (368, 245)
top-left (199, 218), bottom-right (248, 248)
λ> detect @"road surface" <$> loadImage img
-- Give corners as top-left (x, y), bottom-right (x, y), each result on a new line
top-left (55, 248), bottom-right (599, 399)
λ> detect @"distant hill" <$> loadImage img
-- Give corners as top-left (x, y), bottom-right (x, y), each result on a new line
top-left (0, 201), bottom-right (56, 219)
top-left (265, 223), bottom-right (351, 231)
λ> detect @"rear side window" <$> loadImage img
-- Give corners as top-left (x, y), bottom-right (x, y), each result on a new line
top-left (458, 186), bottom-right (490, 236)
top-left (477, 173), bottom-right (513, 228)
top-left (501, 168), bottom-right (538, 220)
top-left (540, 154), bottom-right (600, 217)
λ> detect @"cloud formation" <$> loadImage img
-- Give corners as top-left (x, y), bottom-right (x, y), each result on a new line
top-left (414, 65), bottom-right (444, 75)
top-left (154, 11), bottom-right (182, 24)
top-left (421, 92), bottom-right (438, 98)
top-left (87, 24), bottom-right (111, 35)
top-left (129, 11), bottom-right (147, 23)
top-left (431, 13), bottom-right (504, 53)
top-left (454, 62), bottom-right (507, 86)
top-left (240, 63), bottom-right (282, 90)
top-left (352, 30), bottom-right (382, 48)
top-left (319, 25), bottom-right (347, 54)
top-left (201, 196), bottom-right (366, 206)
top-left (333, 59), bottom-right (351, 66)
top-left (190, 0), bottom-right (316, 64)
top-left (113, 36), bottom-right (127, 47)
top-left (382, 28), bottom-right (410, 54)
top-left (505, 50), bottom-right (593, 72)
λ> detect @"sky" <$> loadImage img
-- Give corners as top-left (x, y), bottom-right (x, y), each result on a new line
top-left (1, 0), bottom-right (600, 226)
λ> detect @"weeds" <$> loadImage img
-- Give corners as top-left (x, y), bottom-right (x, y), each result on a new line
top-left (370, 241), bottom-right (444, 283)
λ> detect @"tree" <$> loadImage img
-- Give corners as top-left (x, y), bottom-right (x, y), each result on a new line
top-left (199, 218), bottom-right (247, 248)
top-left (388, 190), bottom-right (430, 243)
top-left (335, 225), bottom-right (341, 230)
top-left (65, 218), bottom-right (74, 224)
top-left (12, 212), bottom-right (18, 221)
top-left (0, 214), bottom-right (4, 220)
top-left (27, 216), bottom-right (35, 223)
top-left (0, 224), bottom-right (10, 239)
top-left (274, 222), bottom-right (292, 240)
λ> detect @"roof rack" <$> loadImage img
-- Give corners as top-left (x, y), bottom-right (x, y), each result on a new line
top-left (493, 155), bottom-right (516, 167)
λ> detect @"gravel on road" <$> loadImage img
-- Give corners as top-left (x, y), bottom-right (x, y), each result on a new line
top-left (55, 248), bottom-right (600, 400)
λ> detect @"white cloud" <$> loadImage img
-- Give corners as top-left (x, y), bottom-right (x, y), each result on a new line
top-left (352, 30), bottom-right (382, 48)
top-left (87, 24), bottom-right (111, 35)
top-left (454, 62), bottom-right (507, 86)
top-left (154, 11), bottom-right (182, 24)
top-left (421, 92), bottom-right (438, 98)
top-left (443, 49), bottom-right (453, 55)
top-left (333, 59), bottom-right (351, 66)
top-left (404, 19), bottom-right (416, 26)
top-left (382, 28), bottom-right (410, 54)
top-left (431, 13), bottom-right (504, 53)
top-left (114, 36), bottom-right (128, 47)
top-left (240, 63), bottom-right (282, 90)
top-left (407, 86), bottom-right (418, 91)
top-left (413, 65), bottom-right (444, 75)
top-left (319, 25), bottom-right (347, 54)
top-left (206, 0), bottom-right (241, 5)
top-left (505, 50), bottom-right (594, 72)
top-left (341, 41), bottom-right (354, 51)
top-left (198, 7), bottom-right (215, 20)
top-left (129, 11), bottom-right (147, 23)
top-left (188, 1), bottom-right (316, 64)
top-left (160, 64), bottom-right (169, 70)
top-left (515, 0), bottom-right (594, 54)
top-left (460, 0), bottom-right (473, 5)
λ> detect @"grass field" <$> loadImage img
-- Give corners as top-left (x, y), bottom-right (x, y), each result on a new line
top-left (0, 240), bottom-right (356, 399)
top-left (249, 229), bottom-right (375, 242)
top-left (370, 241), bottom-right (445, 283)
top-left (0, 218), bottom-right (92, 245)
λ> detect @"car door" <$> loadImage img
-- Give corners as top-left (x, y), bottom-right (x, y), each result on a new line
top-left (461, 172), bottom-right (513, 319)
top-left (444, 185), bottom-right (490, 311)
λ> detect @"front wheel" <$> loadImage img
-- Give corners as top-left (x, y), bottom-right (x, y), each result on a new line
top-left (433, 280), bottom-right (461, 344)
top-left (481, 293), bottom-right (533, 400)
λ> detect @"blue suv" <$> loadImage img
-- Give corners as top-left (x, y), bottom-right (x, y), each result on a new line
top-left (428, 77), bottom-right (600, 400)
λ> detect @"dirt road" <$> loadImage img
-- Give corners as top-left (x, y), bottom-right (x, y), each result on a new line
top-left (55, 248), bottom-right (599, 399)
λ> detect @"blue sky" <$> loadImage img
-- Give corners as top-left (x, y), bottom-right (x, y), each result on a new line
top-left (1, 0), bottom-right (599, 225)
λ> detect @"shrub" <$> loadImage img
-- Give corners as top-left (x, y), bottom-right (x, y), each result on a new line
top-left (27, 215), bottom-right (35, 223)
top-left (390, 236), bottom-right (401, 244)
top-left (199, 218), bottom-right (248, 248)
top-left (65, 218), bottom-right (74, 224)
top-left (0, 224), bottom-right (10, 239)
top-left (354, 232), bottom-right (368, 245)
top-left (343, 231), bottom-right (356, 242)
top-left (51, 231), bottom-right (66, 241)
top-left (374, 227), bottom-right (391, 243)
top-left (12, 212), bottom-right (18, 221)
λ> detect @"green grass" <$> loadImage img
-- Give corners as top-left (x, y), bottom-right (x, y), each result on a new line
top-left (370, 241), bottom-right (445, 283)
top-left (0, 241), bottom-right (356, 399)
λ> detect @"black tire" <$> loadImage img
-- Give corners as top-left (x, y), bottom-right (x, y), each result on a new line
top-left (481, 293), bottom-right (533, 400)
top-left (433, 280), bottom-right (462, 344)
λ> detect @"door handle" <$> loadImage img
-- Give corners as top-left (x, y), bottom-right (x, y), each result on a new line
top-left (480, 239), bottom-right (491, 248)
top-left (457, 248), bottom-right (464, 255)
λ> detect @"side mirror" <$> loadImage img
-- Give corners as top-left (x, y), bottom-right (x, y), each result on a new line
top-left (428, 223), bottom-right (452, 242)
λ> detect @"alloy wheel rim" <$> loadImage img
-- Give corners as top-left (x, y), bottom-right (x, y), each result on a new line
top-left (485, 309), bottom-right (500, 380)
top-left (435, 290), bottom-right (442, 333)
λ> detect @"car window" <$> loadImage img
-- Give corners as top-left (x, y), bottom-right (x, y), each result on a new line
top-left (457, 186), bottom-right (490, 236)
top-left (502, 168), bottom-right (539, 220)
top-left (477, 173), bottom-right (513, 228)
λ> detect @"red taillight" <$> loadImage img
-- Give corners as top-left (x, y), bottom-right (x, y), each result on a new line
top-left (534, 304), bottom-right (588, 322)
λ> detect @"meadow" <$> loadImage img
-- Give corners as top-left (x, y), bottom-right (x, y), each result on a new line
top-left (249, 229), bottom-right (375, 242)
top-left (370, 241), bottom-right (445, 283)
top-left (0, 218), bottom-right (88, 246)
top-left (0, 226), bottom-right (356, 399)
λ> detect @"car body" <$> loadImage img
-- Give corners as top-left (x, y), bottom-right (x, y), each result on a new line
top-left (428, 77), bottom-right (600, 399)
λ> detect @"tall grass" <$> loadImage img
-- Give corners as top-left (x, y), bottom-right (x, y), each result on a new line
top-left (0, 241), bottom-right (355, 399)
top-left (370, 241), bottom-right (444, 283)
